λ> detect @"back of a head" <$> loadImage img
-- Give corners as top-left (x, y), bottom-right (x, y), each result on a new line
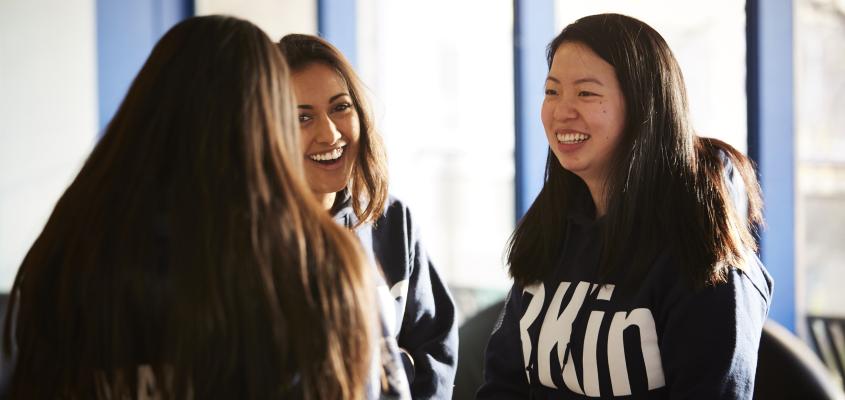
top-left (5, 15), bottom-right (374, 399)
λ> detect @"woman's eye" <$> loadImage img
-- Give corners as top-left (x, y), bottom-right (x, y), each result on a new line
top-left (298, 114), bottom-right (312, 123)
top-left (578, 91), bottom-right (597, 97)
top-left (544, 89), bottom-right (558, 96)
top-left (333, 103), bottom-right (352, 113)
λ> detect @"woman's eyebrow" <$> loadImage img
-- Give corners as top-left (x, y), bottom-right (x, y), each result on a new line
top-left (574, 77), bottom-right (604, 86)
top-left (298, 93), bottom-right (351, 110)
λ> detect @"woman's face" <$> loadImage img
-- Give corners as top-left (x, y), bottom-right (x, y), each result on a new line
top-left (291, 62), bottom-right (361, 196)
top-left (541, 41), bottom-right (626, 188)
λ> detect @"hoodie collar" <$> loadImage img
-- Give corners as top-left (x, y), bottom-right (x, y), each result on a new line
top-left (330, 188), bottom-right (356, 228)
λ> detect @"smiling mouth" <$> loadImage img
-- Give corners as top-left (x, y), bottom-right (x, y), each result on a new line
top-left (556, 132), bottom-right (590, 144)
top-left (307, 146), bottom-right (345, 165)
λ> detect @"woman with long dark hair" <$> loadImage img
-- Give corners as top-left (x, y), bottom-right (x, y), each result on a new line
top-left (277, 34), bottom-right (458, 399)
top-left (4, 15), bottom-right (380, 399)
top-left (479, 14), bottom-right (771, 399)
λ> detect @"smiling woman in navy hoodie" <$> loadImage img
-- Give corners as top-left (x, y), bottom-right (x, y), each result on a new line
top-left (277, 34), bottom-right (458, 399)
top-left (478, 14), bottom-right (772, 399)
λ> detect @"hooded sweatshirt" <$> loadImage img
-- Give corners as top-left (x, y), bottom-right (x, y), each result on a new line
top-left (478, 160), bottom-right (772, 399)
top-left (333, 190), bottom-right (459, 399)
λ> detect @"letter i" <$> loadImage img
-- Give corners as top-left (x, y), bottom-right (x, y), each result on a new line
top-left (579, 284), bottom-right (614, 397)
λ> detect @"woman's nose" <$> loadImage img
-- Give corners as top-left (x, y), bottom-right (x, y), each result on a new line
top-left (553, 96), bottom-right (578, 120)
top-left (315, 115), bottom-right (342, 144)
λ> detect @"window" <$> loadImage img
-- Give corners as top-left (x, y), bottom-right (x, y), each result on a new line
top-left (555, 0), bottom-right (748, 151)
top-left (795, 0), bottom-right (845, 317)
top-left (357, 0), bottom-right (515, 317)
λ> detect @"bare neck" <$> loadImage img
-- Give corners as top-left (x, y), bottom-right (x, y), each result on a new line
top-left (315, 191), bottom-right (336, 211)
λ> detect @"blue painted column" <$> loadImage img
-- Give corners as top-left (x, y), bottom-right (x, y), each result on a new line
top-left (97, 0), bottom-right (193, 132)
top-left (746, 0), bottom-right (795, 331)
top-left (514, 0), bottom-right (556, 220)
top-left (317, 0), bottom-right (358, 68)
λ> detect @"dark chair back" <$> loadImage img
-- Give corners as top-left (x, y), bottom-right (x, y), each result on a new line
top-left (754, 319), bottom-right (845, 399)
top-left (808, 315), bottom-right (845, 393)
top-left (453, 299), bottom-right (505, 400)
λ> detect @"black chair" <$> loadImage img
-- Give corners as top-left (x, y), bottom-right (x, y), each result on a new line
top-left (453, 299), bottom-right (505, 400)
top-left (754, 319), bottom-right (844, 399)
top-left (808, 315), bottom-right (845, 393)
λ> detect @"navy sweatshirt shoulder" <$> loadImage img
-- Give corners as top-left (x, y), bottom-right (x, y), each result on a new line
top-left (333, 193), bottom-right (418, 286)
top-left (372, 195), bottom-right (418, 286)
top-left (332, 191), bottom-right (458, 399)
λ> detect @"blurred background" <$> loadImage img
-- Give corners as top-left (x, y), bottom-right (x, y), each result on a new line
top-left (1, 0), bottom-right (843, 389)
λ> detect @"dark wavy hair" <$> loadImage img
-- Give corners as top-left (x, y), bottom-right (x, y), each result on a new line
top-left (277, 34), bottom-right (389, 227)
top-left (508, 13), bottom-right (763, 290)
top-left (4, 15), bottom-right (375, 400)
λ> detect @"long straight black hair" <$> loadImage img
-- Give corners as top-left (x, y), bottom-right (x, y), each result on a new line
top-left (508, 13), bottom-right (763, 290)
top-left (4, 15), bottom-right (375, 399)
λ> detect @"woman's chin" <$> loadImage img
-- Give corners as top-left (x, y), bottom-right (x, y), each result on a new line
top-left (307, 180), bottom-right (347, 197)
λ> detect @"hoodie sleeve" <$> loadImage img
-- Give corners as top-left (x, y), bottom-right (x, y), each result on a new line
top-left (395, 208), bottom-right (459, 399)
top-left (659, 266), bottom-right (772, 400)
top-left (477, 286), bottom-right (531, 399)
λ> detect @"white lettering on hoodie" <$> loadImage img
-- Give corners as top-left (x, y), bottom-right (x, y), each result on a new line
top-left (519, 281), bottom-right (666, 397)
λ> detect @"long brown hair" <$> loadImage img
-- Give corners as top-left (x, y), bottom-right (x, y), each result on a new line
top-left (4, 15), bottom-right (374, 399)
top-left (277, 34), bottom-right (389, 227)
top-left (508, 14), bottom-right (763, 290)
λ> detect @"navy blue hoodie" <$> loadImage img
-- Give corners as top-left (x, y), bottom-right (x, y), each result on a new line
top-left (478, 202), bottom-right (772, 399)
top-left (333, 190), bottom-right (459, 399)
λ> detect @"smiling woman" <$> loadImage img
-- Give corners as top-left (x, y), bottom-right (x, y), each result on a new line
top-left (278, 34), bottom-right (458, 399)
top-left (292, 62), bottom-right (361, 207)
top-left (541, 41), bottom-right (627, 216)
top-left (479, 14), bottom-right (771, 399)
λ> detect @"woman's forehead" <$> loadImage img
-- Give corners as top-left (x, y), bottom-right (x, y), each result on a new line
top-left (549, 42), bottom-right (615, 82)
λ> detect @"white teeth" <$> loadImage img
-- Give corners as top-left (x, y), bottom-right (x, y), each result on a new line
top-left (309, 147), bottom-right (344, 161)
top-left (556, 132), bottom-right (589, 144)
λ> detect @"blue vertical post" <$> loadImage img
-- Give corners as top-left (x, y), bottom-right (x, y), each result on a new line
top-left (317, 0), bottom-right (358, 68)
top-left (746, 0), bottom-right (795, 331)
top-left (514, 0), bottom-right (555, 220)
top-left (96, 0), bottom-right (193, 133)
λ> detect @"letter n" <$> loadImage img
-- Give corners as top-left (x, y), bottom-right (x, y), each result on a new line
top-left (607, 309), bottom-right (666, 396)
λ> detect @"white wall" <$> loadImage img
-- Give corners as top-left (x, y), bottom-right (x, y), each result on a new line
top-left (0, 0), bottom-right (99, 290)
top-left (196, 0), bottom-right (318, 40)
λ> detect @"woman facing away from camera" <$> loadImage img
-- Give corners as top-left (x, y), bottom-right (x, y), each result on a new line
top-left (478, 14), bottom-right (772, 399)
top-left (3, 15), bottom-right (405, 400)
top-left (277, 34), bottom-right (458, 399)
